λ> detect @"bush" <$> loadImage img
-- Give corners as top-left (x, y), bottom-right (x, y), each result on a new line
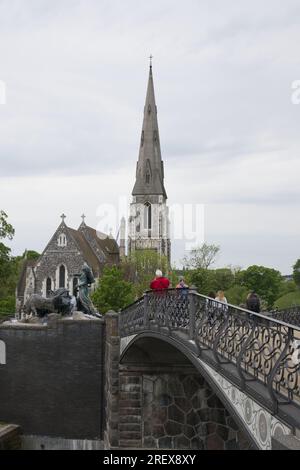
top-left (92, 266), bottom-right (135, 314)
top-left (240, 265), bottom-right (282, 308)
top-left (274, 291), bottom-right (300, 310)
top-left (278, 280), bottom-right (297, 298)
top-left (0, 296), bottom-right (15, 320)
top-left (225, 285), bottom-right (249, 307)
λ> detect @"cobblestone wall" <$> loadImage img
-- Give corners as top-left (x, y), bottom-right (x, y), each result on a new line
top-left (141, 373), bottom-right (252, 450)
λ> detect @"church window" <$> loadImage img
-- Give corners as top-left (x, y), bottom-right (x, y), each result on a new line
top-left (148, 104), bottom-right (151, 114)
top-left (159, 214), bottom-right (162, 237)
top-left (141, 131), bottom-right (144, 147)
top-left (145, 159), bottom-right (152, 185)
top-left (58, 233), bottom-right (67, 247)
top-left (59, 265), bottom-right (66, 288)
top-left (46, 277), bottom-right (52, 296)
top-left (144, 202), bottom-right (152, 230)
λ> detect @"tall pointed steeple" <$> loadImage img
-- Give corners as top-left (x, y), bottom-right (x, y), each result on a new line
top-left (132, 63), bottom-right (167, 198)
top-left (128, 60), bottom-right (171, 263)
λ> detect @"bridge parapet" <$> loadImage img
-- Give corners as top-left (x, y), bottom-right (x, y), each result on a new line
top-left (120, 289), bottom-right (300, 427)
top-left (268, 306), bottom-right (300, 327)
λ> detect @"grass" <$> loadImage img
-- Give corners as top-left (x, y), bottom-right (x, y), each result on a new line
top-left (274, 290), bottom-right (300, 309)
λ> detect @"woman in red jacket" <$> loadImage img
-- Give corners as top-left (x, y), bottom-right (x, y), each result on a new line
top-left (150, 270), bottom-right (170, 290)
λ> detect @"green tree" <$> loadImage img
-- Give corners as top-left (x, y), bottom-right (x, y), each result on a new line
top-left (278, 279), bottom-right (297, 298)
top-left (226, 285), bottom-right (248, 307)
top-left (215, 268), bottom-right (235, 291)
top-left (23, 250), bottom-right (40, 260)
top-left (0, 210), bottom-right (14, 241)
top-left (0, 211), bottom-right (14, 274)
top-left (188, 268), bottom-right (217, 295)
top-left (92, 266), bottom-right (135, 314)
top-left (293, 260), bottom-right (300, 289)
top-left (186, 267), bottom-right (235, 296)
top-left (182, 243), bottom-right (220, 270)
top-left (123, 250), bottom-right (170, 297)
top-left (0, 211), bottom-right (16, 317)
top-left (241, 265), bottom-right (282, 308)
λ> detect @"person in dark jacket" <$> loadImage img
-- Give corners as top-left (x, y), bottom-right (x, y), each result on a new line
top-left (246, 291), bottom-right (261, 313)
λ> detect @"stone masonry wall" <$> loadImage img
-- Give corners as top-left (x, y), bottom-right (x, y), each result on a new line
top-left (116, 368), bottom-right (253, 450)
top-left (141, 373), bottom-right (252, 450)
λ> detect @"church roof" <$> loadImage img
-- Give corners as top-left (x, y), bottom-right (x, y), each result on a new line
top-left (16, 259), bottom-right (36, 298)
top-left (81, 225), bottom-right (119, 255)
top-left (34, 218), bottom-right (119, 278)
top-left (68, 227), bottom-right (101, 274)
top-left (132, 64), bottom-right (167, 198)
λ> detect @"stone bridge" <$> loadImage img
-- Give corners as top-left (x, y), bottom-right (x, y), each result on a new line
top-left (1, 290), bottom-right (300, 450)
top-left (104, 289), bottom-right (300, 450)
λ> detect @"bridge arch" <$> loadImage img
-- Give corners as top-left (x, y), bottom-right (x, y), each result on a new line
top-left (120, 333), bottom-right (256, 450)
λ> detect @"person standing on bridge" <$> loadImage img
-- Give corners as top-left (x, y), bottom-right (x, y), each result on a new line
top-left (215, 290), bottom-right (228, 305)
top-left (176, 276), bottom-right (189, 289)
top-left (150, 270), bottom-right (170, 290)
top-left (246, 291), bottom-right (261, 313)
top-left (215, 290), bottom-right (228, 316)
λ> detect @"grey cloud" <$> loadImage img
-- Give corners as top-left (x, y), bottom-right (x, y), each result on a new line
top-left (0, 0), bottom-right (299, 273)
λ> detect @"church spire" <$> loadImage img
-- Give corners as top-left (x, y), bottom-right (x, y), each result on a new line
top-left (132, 61), bottom-right (167, 198)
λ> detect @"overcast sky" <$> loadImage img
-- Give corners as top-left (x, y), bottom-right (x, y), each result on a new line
top-left (0, 0), bottom-right (300, 274)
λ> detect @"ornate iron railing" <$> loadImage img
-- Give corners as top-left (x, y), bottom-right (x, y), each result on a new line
top-left (268, 306), bottom-right (300, 327)
top-left (120, 289), bottom-right (300, 412)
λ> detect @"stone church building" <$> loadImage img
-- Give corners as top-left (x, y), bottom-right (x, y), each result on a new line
top-left (17, 61), bottom-right (170, 309)
top-left (17, 216), bottom-right (119, 308)
top-left (127, 61), bottom-right (171, 262)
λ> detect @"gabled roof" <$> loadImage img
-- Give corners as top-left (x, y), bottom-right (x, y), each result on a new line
top-left (35, 219), bottom-right (119, 275)
top-left (67, 228), bottom-right (101, 275)
top-left (17, 259), bottom-right (36, 297)
top-left (79, 224), bottom-right (119, 255)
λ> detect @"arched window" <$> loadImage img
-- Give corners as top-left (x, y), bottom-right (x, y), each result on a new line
top-left (159, 214), bottom-right (163, 237)
top-left (59, 265), bottom-right (66, 288)
top-left (46, 277), bottom-right (52, 297)
top-left (144, 202), bottom-right (151, 230)
top-left (58, 233), bottom-right (67, 247)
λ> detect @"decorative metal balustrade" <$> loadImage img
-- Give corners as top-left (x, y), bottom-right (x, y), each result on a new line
top-left (120, 289), bottom-right (300, 414)
top-left (268, 306), bottom-right (300, 327)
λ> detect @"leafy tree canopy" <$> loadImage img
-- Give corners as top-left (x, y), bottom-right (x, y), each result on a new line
top-left (23, 250), bottom-right (40, 260)
top-left (0, 210), bottom-right (14, 241)
top-left (182, 243), bottom-right (220, 270)
top-left (240, 265), bottom-right (282, 308)
top-left (293, 259), bottom-right (300, 289)
top-left (123, 250), bottom-right (170, 297)
top-left (92, 266), bottom-right (135, 314)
